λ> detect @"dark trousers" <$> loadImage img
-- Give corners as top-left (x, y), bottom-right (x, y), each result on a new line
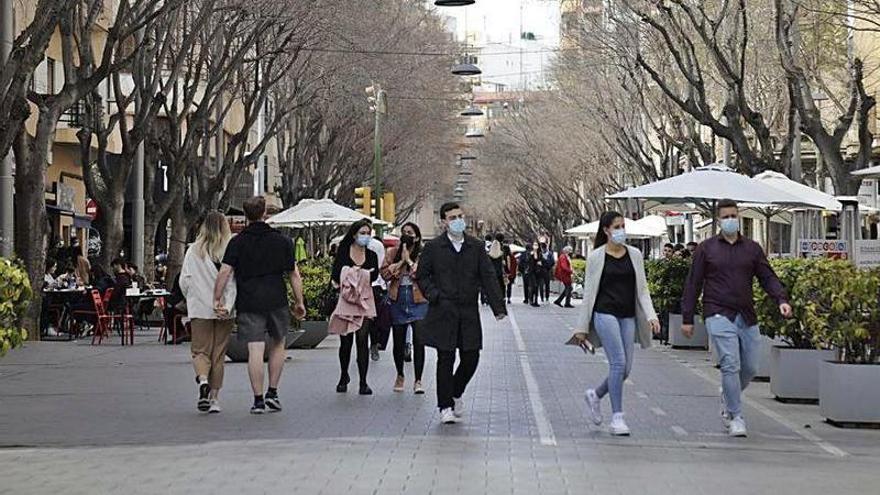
top-left (393, 321), bottom-right (425, 381)
top-left (506, 279), bottom-right (513, 301)
top-left (436, 348), bottom-right (480, 409)
top-left (522, 274), bottom-right (531, 303)
top-left (340, 325), bottom-right (370, 384)
top-left (538, 271), bottom-right (551, 301)
top-left (526, 274), bottom-right (540, 305)
top-left (369, 286), bottom-right (388, 349)
top-left (554, 283), bottom-right (573, 306)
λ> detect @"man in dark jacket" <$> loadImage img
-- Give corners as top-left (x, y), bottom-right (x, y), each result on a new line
top-left (416, 202), bottom-right (507, 425)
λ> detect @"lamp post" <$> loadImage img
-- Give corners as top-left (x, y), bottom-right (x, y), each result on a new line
top-left (366, 83), bottom-right (387, 235)
top-left (0, 0), bottom-right (14, 256)
top-left (435, 0), bottom-right (476, 6)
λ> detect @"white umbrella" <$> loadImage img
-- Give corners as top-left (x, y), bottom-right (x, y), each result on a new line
top-left (752, 171), bottom-right (841, 211)
top-left (608, 164), bottom-right (824, 210)
top-left (268, 198), bottom-right (388, 228)
top-left (508, 243), bottom-right (526, 254)
top-left (565, 220), bottom-right (600, 238)
top-left (626, 215), bottom-right (668, 239)
top-left (851, 165), bottom-right (880, 179)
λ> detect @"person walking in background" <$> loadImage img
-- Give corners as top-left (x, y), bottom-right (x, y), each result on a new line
top-left (503, 243), bottom-right (517, 304)
top-left (553, 246), bottom-right (574, 308)
top-left (539, 242), bottom-right (555, 302)
top-left (527, 242), bottom-right (542, 307)
top-left (180, 211), bottom-right (237, 414)
top-left (330, 219), bottom-right (379, 395)
top-left (572, 211), bottom-right (660, 436)
top-left (518, 247), bottom-right (532, 305)
top-left (488, 234), bottom-right (506, 297)
top-left (367, 235), bottom-right (387, 361)
top-left (686, 241), bottom-right (698, 256)
top-left (417, 203), bottom-right (507, 425)
top-left (682, 199), bottom-right (791, 438)
top-left (381, 222), bottom-right (428, 395)
top-left (662, 243), bottom-right (675, 260)
top-left (214, 196), bottom-right (306, 414)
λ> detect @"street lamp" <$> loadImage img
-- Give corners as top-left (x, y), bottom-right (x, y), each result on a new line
top-left (452, 62), bottom-right (481, 76)
top-left (461, 105), bottom-right (484, 117)
top-left (459, 153), bottom-right (477, 161)
top-left (465, 128), bottom-right (484, 138)
top-left (435, 0), bottom-right (476, 6)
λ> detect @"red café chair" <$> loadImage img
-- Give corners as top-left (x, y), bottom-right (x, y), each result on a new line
top-left (75, 289), bottom-right (135, 346)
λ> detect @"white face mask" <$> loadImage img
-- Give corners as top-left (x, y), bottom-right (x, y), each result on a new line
top-left (610, 228), bottom-right (626, 245)
top-left (356, 234), bottom-right (372, 247)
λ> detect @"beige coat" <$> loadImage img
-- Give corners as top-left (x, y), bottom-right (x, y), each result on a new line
top-left (574, 245), bottom-right (658, 350)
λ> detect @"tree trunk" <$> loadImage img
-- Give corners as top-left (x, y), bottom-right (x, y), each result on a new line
top-left (166, 195), bottom-right (187, 284)
top-left (97, 188), bottom-right (126, 268)
top-left (143, 216), bottom-right (158, 283)
top-left (13, 125), bottom-right (51, 340)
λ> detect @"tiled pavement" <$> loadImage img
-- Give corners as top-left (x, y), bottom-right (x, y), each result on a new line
top-left (1, 294), bottom-right (878, 494)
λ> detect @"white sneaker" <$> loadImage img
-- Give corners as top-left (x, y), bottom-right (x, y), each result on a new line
top-left (440, 408), bottom-right (459, 424)
top-left (585, 389), bottom-right (603, 426)
top-left (728, 416), bottom-right (747, 437)
top-left (208, 399), bottom-right (222, 414)
top-left (609, 412), bottom-right (631, 436)
top-left (453, 397), bottom-right (466, 418)
top-left (719, 387), bottom-right (732, 428)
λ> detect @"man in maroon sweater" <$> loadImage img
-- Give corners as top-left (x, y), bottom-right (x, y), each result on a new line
top-left (681, 199), bottom-right (792, 438)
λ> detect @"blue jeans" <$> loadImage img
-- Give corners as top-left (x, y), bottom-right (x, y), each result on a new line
top-left (706, 313), bottom-right (760, 417)
top-left (593, 313), bottom-right (636, 414)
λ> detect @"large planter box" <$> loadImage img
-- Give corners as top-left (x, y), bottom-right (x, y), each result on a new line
top-left (819, 360), bottom-right (880, 425)
top-left (226, 329), bottom-right (305, 363)
top-left (290, 320), bottom-right (329, 349)
top-left (770, 346), bottom-right (837, 401)
top-left (668, 314), bottom-right (708, 349)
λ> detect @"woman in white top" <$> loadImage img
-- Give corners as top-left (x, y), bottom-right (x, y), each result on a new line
top-left (180, 211), bottom-right (237, 413)
top-left (571, 211), bottom-right (660, 436)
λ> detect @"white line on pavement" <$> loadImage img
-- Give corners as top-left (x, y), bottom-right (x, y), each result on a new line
top-left (671, 426), bottom-right (689, 436)
top-left (650, 407), bottom-right (668, 417)
top-left (664, 350), bottom-right (848, 458)
top-left (508, 310), bottom-right (557, 447)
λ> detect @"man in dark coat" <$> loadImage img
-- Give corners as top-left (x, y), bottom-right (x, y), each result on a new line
top-left (416, 202), bottom-right (507, 425)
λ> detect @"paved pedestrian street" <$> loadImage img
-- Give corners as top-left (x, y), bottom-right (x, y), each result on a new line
top-left (1, 301), bottom-right (878, 495)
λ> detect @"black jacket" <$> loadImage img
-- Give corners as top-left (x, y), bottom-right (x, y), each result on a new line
top-left (416, 233), bottom-right (506, 351)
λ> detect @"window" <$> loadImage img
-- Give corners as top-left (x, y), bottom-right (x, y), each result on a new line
top-left (47, 58), bottom-right (56, 94)
top-left (742, 217), bottom-right (754, 240)
top-left (770, 221), bottom-right (792, 255)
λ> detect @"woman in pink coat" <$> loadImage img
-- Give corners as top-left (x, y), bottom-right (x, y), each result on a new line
top-left (330, 219), bottom-right (379, 395)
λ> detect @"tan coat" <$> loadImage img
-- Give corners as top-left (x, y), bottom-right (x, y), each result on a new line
top-left (381, 246), bottom-right (427, 304)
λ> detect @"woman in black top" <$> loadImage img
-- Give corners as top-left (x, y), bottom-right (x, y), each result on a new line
top-left (574, 211), bottom-right (659, 437)
top-left (331, 218), bottom-right (379, 395)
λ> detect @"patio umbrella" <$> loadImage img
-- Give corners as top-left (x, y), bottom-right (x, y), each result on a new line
top-left (626, 215), bottom-right (668, 239)
top-left (268, 198), bottom-right (389, 228)
top-left (748, 171), bottom-right (842, 254)
top-left (608, 164), bottom-right (825, 238)
top-left (565, 220), bottom-right (600, 238)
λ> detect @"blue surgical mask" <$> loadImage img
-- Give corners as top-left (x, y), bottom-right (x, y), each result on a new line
top-left (356, 234), bottom-right (372, 247)
top-left (448, 218), bottom-right (466, 235)
top-left (720, 218), bottom-right (740, 235)
top-left (610, 228), bottom-right (627, 245)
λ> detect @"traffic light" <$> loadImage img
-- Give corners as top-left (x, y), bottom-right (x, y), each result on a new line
top-left (354, 186), bottom-right (372, 216)
top-left (381, 192), bottom-right (396, 224)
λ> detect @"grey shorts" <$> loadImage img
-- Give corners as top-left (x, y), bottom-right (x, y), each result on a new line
top-left (236, 307), bottom-right (289, 344)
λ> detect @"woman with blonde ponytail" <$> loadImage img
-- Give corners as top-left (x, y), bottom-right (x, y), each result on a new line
top-left (180, 211), bottom-right (237, 413)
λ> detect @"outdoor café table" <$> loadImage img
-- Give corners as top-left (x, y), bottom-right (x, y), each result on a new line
top-left (41, 287), bottom-right (89, 340)
top-left (125, 290), bottom-right (172, 331)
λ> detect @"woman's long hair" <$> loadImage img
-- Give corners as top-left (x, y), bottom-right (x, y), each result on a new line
top-left (593, 211), bottom-right (623, 249)
top-left (394, 222), bottom-right (422, 263)
top-left (195, 211), bottom-right (232, 263)
top-left (338, 218), bottom-right (373, 256)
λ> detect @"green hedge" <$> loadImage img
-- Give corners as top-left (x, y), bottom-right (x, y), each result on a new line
top-left (297, 257), bottom-right (335, 321)
top-left (755, 258), bottom-right (879, 364)
top-left (571, 258), bottom-right (586, 287)
top-left (0, 259), bottom-right (31, 356)
top-left (645, 257), bottom-right (693, 314)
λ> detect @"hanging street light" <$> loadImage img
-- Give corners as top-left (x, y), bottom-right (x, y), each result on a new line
top-left (435, 0), bottom-right (476, 6)
top-left (459, 153), bottom-right (477, 161)
top-left (465, 128), bottom-right (484, 138)
top-left (452, 62), bottom-right (481, 76)
top-left (461, 105), bottom-right (484, 117)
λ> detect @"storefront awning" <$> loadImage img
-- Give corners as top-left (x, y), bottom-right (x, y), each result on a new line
top-left (73, 214), bottom-right (92, 229)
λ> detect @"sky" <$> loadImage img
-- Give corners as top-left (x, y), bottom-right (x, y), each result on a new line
top-left (430, 0), bottom-right (561, 90)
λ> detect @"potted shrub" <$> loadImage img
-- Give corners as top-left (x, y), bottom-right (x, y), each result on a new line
top-left (291, 257), bottom-right (335, 349)
top-left (646, 258), bottom-right (707, 349)
top-left (756, 259), bottom-right (836, 400)
top-left (816, 265), bottom-right (880, 425)
top-left (571, 258), bottom-right (586, 299)
top-left (0, 259), bottom-right (31, 356)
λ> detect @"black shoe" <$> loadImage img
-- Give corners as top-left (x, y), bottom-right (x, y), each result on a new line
top-left (370, 344), bottom-right (380, 362)
top-left (265, 392), bottom-right (282, 412)
top-left (337, 375), bottom-right (350, 393)
top-left (250, 399), bottom-right (266, 414)
top-left (359, 383), bottom-right (373, 395)
top-left (530, 303), bottom-right (540, 307)
top-left (197, 381), bottom-right (210, 412)
top-left (564, 304), bottom-right (575, 308)
top-left (553, 301), bottom-right (563, 308)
